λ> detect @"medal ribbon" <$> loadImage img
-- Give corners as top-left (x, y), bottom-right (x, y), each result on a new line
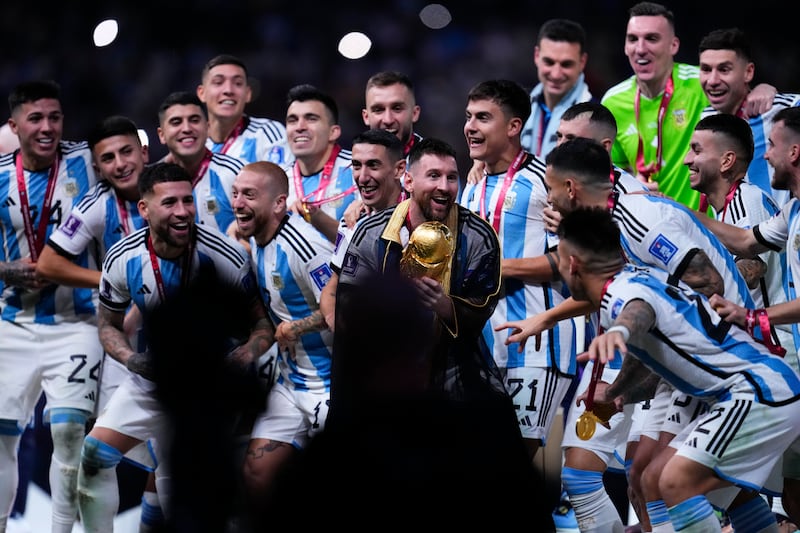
top-left (293, 144), bottom-right (356, 207)
top-left (634, 75), bottom-right (674, 180)
top-left (15, 151), bottom-right (59, 261)
top-left (191, 149), bottom-right (213, 188)
top-left (478, 149), bottom-right (527, 233)
top-left (585, 276), bottom-right (616, 411)
top-left (219, 117), bottom-right (245, 155)
top-left (697, 179), bottom-right (741, 215)
top-left (146, 231), bottom-right (194, 303)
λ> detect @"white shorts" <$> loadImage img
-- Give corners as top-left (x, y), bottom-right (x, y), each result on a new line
top-left (628, 380), bottom-right (671, 442)
top-left (674, 395), bottom-right (800, 494)
top-left (93, 373), bottom-right (167, 447)
top-left (249, 381), bottom-right (329, 449)
top-left (502, 366), bottom-right (573, 443)
top-left (561, 360), bottom-right (635, 469)
top-left (97, 355), bottom-right (128, 415)
top-left (0, 320), bottom-right (102, 424)
top-left (662, 390), bottom-right (709, 441)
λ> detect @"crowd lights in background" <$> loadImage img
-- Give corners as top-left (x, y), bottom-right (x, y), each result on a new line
top-left (337, 3), bottom-right (452, 59)
top-left (92, 19), bottom-right (119, 47)
top-left (93, 4), bottom-right (452, 56)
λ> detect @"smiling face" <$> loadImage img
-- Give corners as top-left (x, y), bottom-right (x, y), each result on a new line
top-left (534, 37), bottom-right (587, 105)
top-left (197, 62), bottom-right (251, 121)
top-left (138, 180), bottom-right (196, 258)
top-left (684, 129), bottom-right (724, 193)
top-left (286, 99), bottom-right (338, 160)
top-left (232, 167), bottom-right (286, 246)
top-left (464, 97), bottom-right (513, 167)
top-left (351, 141), bottom-right (404, 212)
top-left (9, 97), bottom-right (63, 170)
top-left (406, 152), bottom-right (459, 222)
top-left (699, 49), bottom-right (753, 115)
top-left (158, 103), bottom-right (208, 159)
top-left (624, 14), bottom-right (678, 87)
top-left (362, 83), bottom-right (420, 145)
top-left (92, 133), bottom-right (148, 201)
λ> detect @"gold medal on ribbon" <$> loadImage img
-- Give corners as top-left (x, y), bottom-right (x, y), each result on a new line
top-left (302, 203), bottom-right (312, 223)
top-left (576, 411), bottom-right (598, 440)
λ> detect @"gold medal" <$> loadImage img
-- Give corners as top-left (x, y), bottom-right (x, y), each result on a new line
top-left (302, 203), bottom-right (312, 223)
top-left (576, 411), bottom-right (598, 441)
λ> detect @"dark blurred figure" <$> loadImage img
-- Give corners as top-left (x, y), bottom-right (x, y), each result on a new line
top-left (270, 273), bottom-right (556, 529)
top-left (146, 269), bottom-right (268, 533)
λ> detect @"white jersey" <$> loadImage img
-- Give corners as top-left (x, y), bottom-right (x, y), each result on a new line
top-left (460, 152), bottom-right (576, 375)
top-left (602, 265), bottom-right (800, 404)
top-left (251, 213), bottom-right (334, 392)
top-left (206, 115), bottom-right (290, 166)
top-left (282, 148), bottom-right (357, 233)
top-left (754, 198), bottom-right (800, 355)
top-left (711, 180), bottom-right (793, 351)
top-left (0, 143), bottom-right (99, 324)
top-left (47, 180), bottom-right (145, 262)
top-left (612, 192), bottom-right (754, 308)
top-left (701, 93), bottom-right (800, 207)
top-left (99, 224), bottom-right (254, 323)
top-left (193, 152), bottom-right (245, 233)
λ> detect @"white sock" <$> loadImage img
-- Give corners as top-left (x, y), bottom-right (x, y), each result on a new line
top-left (0, 434), bottom-right (21, 529)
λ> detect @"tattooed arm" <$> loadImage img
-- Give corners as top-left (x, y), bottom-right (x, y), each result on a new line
top-left (97, 305), bottom-right (137, 366)
top-left (606, 357), bottom-right (661, 405)
top-left (275, 310), bottom-right (328, 357)
top-left (676, 249), bottom-right (725, 298)
top-left (735, 257), bottom-right (767, 290)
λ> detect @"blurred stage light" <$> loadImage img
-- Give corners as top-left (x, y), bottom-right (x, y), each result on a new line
top-left (338, 32), bottom-right (372, 59)
top-left (93, 19), bottom-right (119, 47)
top-left (419, 4), bottom-right (452, 29)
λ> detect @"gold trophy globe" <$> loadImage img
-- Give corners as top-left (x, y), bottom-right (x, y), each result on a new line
top-left (400, 221), bottom-right (454, 283)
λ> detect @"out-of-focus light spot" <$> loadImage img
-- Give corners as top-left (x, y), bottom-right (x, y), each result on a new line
top-left (93, 19), bottom-right (119, 47)
top-left (419, 4), bottom-right (452, 29)
top-left (338, 32), bottom-right (371, 59)
top-left (137, 129), bottom-right (149, 148)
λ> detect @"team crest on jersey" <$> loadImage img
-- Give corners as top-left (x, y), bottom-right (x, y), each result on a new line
top-left (310, 264), bottom-right (333, 291)
top-left (503, 190), bottom-right (517, 211)
top-left (205, 196), bottom-right (219, 215)
top-left (271, 271), bottom-right (284, 290)
top-left (63, 178), bottom-right (79, 198)
top-left (673, 109), bottom-right (687, 127)
top-left (610, 298), bottom-right (624, 320)
top-left (60, 214), bottom-right (82, 238)
top-left (100, 279), bottom-right (112, 300)
top-left (648, 234), bottom-right (677, 265)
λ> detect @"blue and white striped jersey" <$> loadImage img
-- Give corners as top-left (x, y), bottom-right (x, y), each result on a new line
top-left (701, 93), bottom-right (800, 207)
top-left (206, 115), bottom-right (290, 166)
top-left (602, 265), bottom-right (800, 404)
top-left (712, 180), bottom-right (785, 311)
top-left (282, 148), bottom-right (357, 232)
top-left (194, 152), bottom-right (245, 233)
top-left (0, 143), bottom-right (99, 324)
top-left (754, 198), bottom-right (800, 354)
top-left (47, 180), bottom-right (145, 262)
top-left (251, 214), bottom-right (334, 393)
top-left (613, 193), bottom-right (754, 308)
top-left (99, 225), bottom-right (254, 321)
top-left (460, 152), bottom-right (576, 375)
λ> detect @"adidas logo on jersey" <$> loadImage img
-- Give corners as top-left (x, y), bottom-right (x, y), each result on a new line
top-left (685, 437), bottom-right (698, 448)
top-left (668, 412), bottom-right (681, 424)
top-left (518, 415), bottom-right (533, 427)
top-left (2, 197), bottom-right (16, 208)
top-left (84, 390), bottom-right (95, 401)
top-left (137, 285), bottom-right (152, 295)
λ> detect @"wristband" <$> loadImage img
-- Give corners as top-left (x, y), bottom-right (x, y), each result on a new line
top-left (604, 325), bottom-right (630, 342)
top-left (745, 308), bottom-right (786, 357)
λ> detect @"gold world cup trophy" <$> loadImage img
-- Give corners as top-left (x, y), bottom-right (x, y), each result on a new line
top-left (400, 221), bottom-right (454, 283)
